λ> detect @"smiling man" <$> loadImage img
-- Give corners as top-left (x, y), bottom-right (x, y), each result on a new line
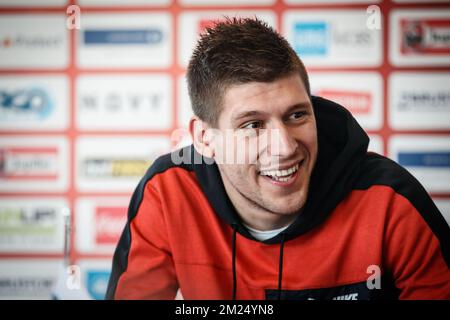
top-left (107, 18), bottom-right (450, 300)
top-left (209, 74), bottom-right (318, 231)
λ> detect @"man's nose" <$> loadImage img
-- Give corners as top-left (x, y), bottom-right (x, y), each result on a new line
top-left (268, 124), bottom-right (298, 158)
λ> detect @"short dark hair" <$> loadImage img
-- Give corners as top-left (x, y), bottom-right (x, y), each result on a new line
top-left (187, 17), bottom-right (310, 127)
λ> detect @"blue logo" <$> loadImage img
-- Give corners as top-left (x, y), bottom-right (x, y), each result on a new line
top-left (0, 87), bottom-right (53, 119)
top-left (398, 152), bottom-right (450, 168)
top-left (83, 29), bottom-right (163, 45)
top-left (293, 22), bottom-right (328, 56)
top-left (86, 270), bottom-right (110, 300)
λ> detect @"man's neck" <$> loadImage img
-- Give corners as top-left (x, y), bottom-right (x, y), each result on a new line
top-left (219, 169), bottom-right (298, 231)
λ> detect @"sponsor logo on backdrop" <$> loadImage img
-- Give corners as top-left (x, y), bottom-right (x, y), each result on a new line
top-left (285, 0), bottom-right (379, 3)
top-left (95, 206), bottom-right (127, 245)
top-left (78, 13), bottom-right (171, 68)
top-left (285, 10), bottom-right (381, 67)
top-left (180, 0), bottom-right (275, 4)
top-left (0, 260), bottom-right (60, 299)
top-left (0, 147), bottom-right (58, 180)
top-left (79, 91), bottom-right (162, 116)
top-left (0, 0), bottom-right (67, 6)
top-left (390, 10), bottom-right (450, 66)
top-left (398, 152), bottom-right (450, 168)
top-left (0, 199), bottom-right (65, 253)
top-left (0, 207), bottom-right (56, 231)
top-left (0, 15), bottom-right (68, 69)
top-left (78, 0), bottom-right (171, 5)
top-left (82, 158), bottom-right (151, 178)
top-left (389, 73), bottom-right (450, 130)
top-left (393, 0), bottom-right (449, 2)
top-left (83, 29), bottom-right (163, 46)
top-left (401, 18), bottom-right (450, 55)
top-left (0, 275), bottom-right (54, 298)
top-left (293, 21), bottom-right (372, 57)
top-left (77, 75), bottom-right (171, 131)
top-left (397, 90), bottom-right (450, 111)
top-left (389, 136), bottom-right (450, 193)
top-left (0, 137), bottom-right (68, 192)
top-left (86, 270), bottom-right (110, 300)
top-left (76, 197), bottom-right (129, 253)
top-left (0, 87), bottom-right (53, 120)
top-left (333, 29), bottom-right (371, 46)
top-left (309, 72), bottom-right (382, 130)
top-left (1, 34), bottom-right (63, 50)
top-left (0, 75), bottom-right (68, 131)
top-left (76, 136), bottom-right (170, 192)
top-left (294, 22), bottom-right (328, 56)
top-left (316, 89), bottom-right (372, 115)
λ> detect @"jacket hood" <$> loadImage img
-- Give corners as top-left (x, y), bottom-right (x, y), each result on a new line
top-left (192, 95), bottom-right (369, 244)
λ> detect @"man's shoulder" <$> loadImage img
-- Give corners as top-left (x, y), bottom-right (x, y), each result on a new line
top-left (355, 154), bottom-right (450, 270)
top-left (354, 152), bottom-right (422, 195)
top-left (141, 145), bottom-right (194, 185)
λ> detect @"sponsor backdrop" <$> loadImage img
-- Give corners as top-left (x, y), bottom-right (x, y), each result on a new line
top-left (0, 0), bottom-right (449, 299)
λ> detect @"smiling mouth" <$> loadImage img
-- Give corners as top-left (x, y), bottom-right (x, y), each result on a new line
top-left (259, 160), bottom-right (303, 182)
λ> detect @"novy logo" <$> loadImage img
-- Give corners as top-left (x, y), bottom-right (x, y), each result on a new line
top-left (79, 91), bottom-right (162, 113)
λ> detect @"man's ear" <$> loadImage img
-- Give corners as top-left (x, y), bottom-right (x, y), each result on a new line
top-left (189, 116), bottom-right (215, 158)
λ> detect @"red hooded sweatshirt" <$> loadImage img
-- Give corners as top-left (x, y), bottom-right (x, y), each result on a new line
top-left (106, 96), bottom-right (450, 300)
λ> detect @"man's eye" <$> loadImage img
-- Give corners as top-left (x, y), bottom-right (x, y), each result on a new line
top-left (289, 111), bottom-right (306, 120)
top-left (241, 121), bottom-right (262, 129)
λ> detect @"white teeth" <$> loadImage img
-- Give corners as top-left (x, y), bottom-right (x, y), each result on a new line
top-left (260, 163), bottom-right (299, 178)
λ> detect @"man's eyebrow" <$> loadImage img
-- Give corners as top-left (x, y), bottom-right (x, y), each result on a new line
top-left (232, 110), bottom-right (269, 122)
top-left (232, 102), bottom-right (311, 121)
top-left (284, 102), bottom-right (311, 114)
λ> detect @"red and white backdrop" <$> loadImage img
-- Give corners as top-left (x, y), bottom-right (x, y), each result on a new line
top-left (0, 0), bottom-right (449, 299)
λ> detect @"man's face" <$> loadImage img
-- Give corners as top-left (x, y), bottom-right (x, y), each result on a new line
top-left (213, 73), bottom-right (318, 217)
